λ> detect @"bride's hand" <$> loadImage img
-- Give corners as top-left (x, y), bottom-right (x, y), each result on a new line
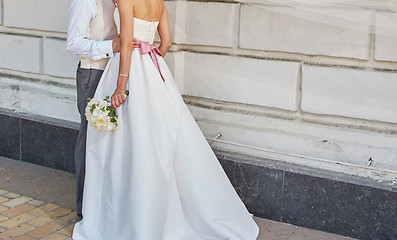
top-left (111, 87), bottom-right (126, 108)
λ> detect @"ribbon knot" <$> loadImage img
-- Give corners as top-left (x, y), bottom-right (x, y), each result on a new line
top-left (137, 40), bottom-right (165, 82)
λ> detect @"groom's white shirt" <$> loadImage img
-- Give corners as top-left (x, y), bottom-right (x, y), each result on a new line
top-left (67, 0), bottom-right (117, 70)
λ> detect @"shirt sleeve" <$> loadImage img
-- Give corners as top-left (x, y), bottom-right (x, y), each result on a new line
top-left (66, 0), bottom-right (114, 60)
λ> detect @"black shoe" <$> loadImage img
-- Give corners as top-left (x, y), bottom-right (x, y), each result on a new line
top-left (77, 213), bottom-right (83, 218)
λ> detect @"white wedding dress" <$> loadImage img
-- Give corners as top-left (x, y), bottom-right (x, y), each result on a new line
top-left (72, 8), bottom-right (259, 240)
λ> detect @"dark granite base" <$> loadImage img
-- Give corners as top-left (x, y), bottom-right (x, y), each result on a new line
top-left (218, 154), bottom-right (397, 240)
top-left (0, 114), bottom-right (20, 160)
top-left (0, 109), bottom-right (78, 172)
top-left (20, 119), bottom-right (78, 172)
top-left (1, 109), bottom-right (396, 240)
top-left (220, 159), bottom-right (284, 222)
top-left (281, 172), bottom-right (397, 240)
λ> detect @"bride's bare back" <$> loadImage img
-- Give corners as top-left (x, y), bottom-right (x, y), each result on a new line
top-left (132, 0), bottom-right (164, 22)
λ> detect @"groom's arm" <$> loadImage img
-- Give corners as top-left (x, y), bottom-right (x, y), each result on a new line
top-left (66, 0), bottom-right (115, 60)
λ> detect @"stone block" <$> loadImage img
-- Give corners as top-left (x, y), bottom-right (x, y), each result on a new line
top-left (156, 1), bottom-right (182, 43)
top-left (240, 5), bottom-right (372, 59)
top-left (181, 2), bottom-right (238, 47)
top-left (3, 0), bottom-right (69, 32)
top-left (184, 52), bottom-right (300, 111)
top-left (375, 12), bottom-right (397, 62)
top-left (0, 0), bottom-right (3, 25)
top-left (164, 1), bottom-right (177, 43)
top-left (0, 76), bottom-right (79, 123)
top-left (301, 65), bottom-right (397, 123)
top-left (18, 89), bottom-right (79, 123)
top-left (0, 34), bottom-right (41, 73)
top-left (43, 38), bottom-right (79, 78)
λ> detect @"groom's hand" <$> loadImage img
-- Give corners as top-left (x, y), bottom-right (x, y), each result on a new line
top-left (113, 36), bottom-right (139, 53)
top-left (132, 38), bottom-right (139, 49)
top-left (112, 34), bottom-right (121, 53)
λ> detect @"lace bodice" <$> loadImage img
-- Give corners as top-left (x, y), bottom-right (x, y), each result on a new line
top-left (114, 9), bottom-right (159, 43)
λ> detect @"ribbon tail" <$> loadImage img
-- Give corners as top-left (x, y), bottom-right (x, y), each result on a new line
top-left (149, 51), bottom-right (165, 82)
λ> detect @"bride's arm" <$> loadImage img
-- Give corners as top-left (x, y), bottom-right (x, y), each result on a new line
top-left (158, 4), bottom-right (171, 57)
top-left (111, 0), bottom-right (134, 108)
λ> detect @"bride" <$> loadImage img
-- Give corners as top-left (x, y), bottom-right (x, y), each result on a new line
top-left (72, 0), bottom-right (259, 239)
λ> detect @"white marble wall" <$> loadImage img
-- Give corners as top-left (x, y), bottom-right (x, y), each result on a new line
top-left (0, 0), bottom-right (396, 180)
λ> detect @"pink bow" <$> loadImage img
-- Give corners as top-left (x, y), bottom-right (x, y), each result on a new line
top-left (137, 40), bottom-right (165, 82)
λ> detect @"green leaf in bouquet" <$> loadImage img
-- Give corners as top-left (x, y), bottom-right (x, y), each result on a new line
top-left (87, 97), bottom-right (92, 103)
top-left (125, 90), bottom-right (129, 96)
top-left (100, 106), bottom-right (106, 112)
top-left (106, 106), bottom-right (117, 118)
top-left (110, 117), bottom-right (118, 126)
top-left (90, 104), bottom-right (96, 114)
top-left (105, 96), bottom-right (110, 102)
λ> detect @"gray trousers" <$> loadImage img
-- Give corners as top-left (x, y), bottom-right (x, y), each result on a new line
top-left (75, 65), bottom-right (103, 216)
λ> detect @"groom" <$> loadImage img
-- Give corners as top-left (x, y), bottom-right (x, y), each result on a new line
top-left (67, 0), bottom-right (119, 218)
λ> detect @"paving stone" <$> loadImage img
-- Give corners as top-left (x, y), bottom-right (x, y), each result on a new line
top-left (13, 235), bottom-right (36, 240)
top-left (54, 212), bottom-right (79, 227)
top-left (0, 205), bottom-right (8, 212)
top-left (1, 203), bottom-right (36, 217)
top-left (3, 192), bottom-right (19, 199)
top-left (27, 200), bottom-right (45, 207)
top-left (291, 227), bottom-right (353, 240)
top-left (27, 213), bottom-right (55, 227)
top-left (0, 223), bottom-right (36, 239)
top-left (254, 217), bottom-right (297, 240)
top-left (53, 207), bottom-right (72, 215)
top-left (0, 196), bottom-right (8, 203)
top-left (0, 213), bottom-right (35, 229)
top-left (0, 215), bottom-right (9, 221)
top-left (41, 232), bottom-right (69, 240)
top-left (0, 190), bottom-right (8, 195)
top-left (26, 222), bottom-right (63, 238)
top-left (2, 196), bottom-right (33, 208)
top-left (45, 210), bottom-right (66, 219)
top-left (28, 203), bottom-right (59, 216)
top-left (57, 223), bottom-right (75, 236)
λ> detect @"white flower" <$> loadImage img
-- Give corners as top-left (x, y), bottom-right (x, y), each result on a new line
top-left (85, 97), bottom-right (119, 131)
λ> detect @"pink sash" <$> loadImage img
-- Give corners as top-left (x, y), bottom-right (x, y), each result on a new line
top-left (137, 40), bottom-right (165, 82)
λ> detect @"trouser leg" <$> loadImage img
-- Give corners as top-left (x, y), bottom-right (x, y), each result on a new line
top-left (74, 66), bottom-right (103, 216)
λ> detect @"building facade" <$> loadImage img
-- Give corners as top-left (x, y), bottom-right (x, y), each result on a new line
top-left (0, 0), bottom-right (396, 238)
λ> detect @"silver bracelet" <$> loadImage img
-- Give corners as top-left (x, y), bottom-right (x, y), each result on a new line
top-left (119, 73), bottom-right (129, 77)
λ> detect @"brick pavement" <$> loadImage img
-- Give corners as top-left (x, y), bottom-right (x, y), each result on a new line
top-left (0, 187), bottom-right (357, 240)
top-left (0, 189), bottom-right (78, 240)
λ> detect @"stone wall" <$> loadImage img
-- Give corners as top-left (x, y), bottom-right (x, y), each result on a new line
top-left (0, 0), bottom-right (396, 182)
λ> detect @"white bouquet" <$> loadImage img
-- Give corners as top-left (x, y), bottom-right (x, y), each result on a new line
top-left (85, 91), bottom-right (129, 131)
